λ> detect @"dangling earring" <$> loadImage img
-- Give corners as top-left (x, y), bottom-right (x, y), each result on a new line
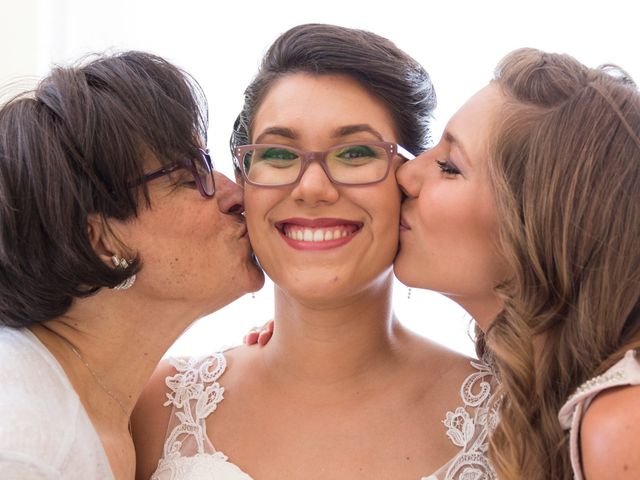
top-left (111, 255), bottom-right (136, 290)
top-left (251, 291), bottom-right (256, 299)
top-left (407, 287), bottom-right (412, 300)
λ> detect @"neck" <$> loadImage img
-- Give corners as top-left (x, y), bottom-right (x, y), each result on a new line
top-left (30, 290), bottom-right (200, 427)
top-left (263, 273), bottom-right (405, 390)
top-left (450, 292), bottom-right (503, 332)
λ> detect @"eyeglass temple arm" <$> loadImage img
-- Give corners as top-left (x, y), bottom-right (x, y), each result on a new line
top-left (396, 144), bottom-right (415, 161)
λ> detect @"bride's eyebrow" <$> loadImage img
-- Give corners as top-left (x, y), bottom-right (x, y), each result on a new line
top-left (254, 127), bottom-right (297, 143)
top-left (332, 124), bottom-right (384, 141)
top-left (254, 124), bottom-right (385, 144)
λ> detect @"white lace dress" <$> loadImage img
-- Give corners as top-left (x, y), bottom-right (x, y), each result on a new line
top-left (558, 349), bottom-right (640, 480)
top-left (151, 353), bottom-right (498, 480)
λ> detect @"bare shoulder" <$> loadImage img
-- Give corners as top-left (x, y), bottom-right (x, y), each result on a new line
top-left (217, 343), bottom-right (265, 386)
top-left (401, 329), bottom-right (482, 409)
top-left (581, 384), bottom-right (640, 479)
top-left (221, 343), bottom-right (259, 364)
top-left (131, 358), bottom-right (177, 480)
top-left (406, 330), bottom-right (478, 382)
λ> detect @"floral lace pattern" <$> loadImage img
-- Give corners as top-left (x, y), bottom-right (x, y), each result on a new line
top-left (162, 354), bottom-right (225, 457)
top-left (151, 353), bottom-right (253, 480)
top-left (152, 353), bottom-right (498, 480)
top-left (423, 360), bottom-right (499, 480)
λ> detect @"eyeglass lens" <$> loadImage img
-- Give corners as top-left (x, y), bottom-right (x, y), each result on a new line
top-left (192, 149), bottom-right (215, 196)
top-left (241, 144), bottom-right (390, 186)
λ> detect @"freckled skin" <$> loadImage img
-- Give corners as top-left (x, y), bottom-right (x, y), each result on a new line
top-left (111, 170), bottom-right (264, 316)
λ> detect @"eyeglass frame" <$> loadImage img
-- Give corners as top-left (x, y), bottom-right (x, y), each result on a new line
top-left (232, 141), bottom-right (415, 187)
top-left (129, 148), bottom-right (216, 198)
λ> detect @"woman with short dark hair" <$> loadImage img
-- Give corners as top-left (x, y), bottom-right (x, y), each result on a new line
top-left (0, 51), bottom-right (264, 479)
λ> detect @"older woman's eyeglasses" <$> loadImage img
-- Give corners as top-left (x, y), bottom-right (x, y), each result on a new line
top-left (131, 148), bottom-right (215, 198)
top-left (233, 142), bottom-right (414, 187)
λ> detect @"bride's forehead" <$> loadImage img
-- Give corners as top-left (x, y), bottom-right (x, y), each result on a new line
top-left (253, 75), bottom-right (397, 144)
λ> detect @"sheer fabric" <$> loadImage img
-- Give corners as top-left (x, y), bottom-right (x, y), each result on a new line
top-left (0, 328), bottom-right (113, 480)
top-left (558, 349), bottom-right (640, 480)
top-left (152, 352), bottom-right (497, 480)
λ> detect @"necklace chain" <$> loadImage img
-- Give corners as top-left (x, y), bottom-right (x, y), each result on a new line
top-left (65, 341), bottom-right (130, 421)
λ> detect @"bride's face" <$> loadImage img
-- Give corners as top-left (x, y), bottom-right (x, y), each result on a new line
top-left (243, 73), bottom-right (405, 303)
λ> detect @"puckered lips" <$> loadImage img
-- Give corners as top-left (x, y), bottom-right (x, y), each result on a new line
top-left (399, 215), bottom-right (411, 232)
top-left (274, 217), bottom-right (363, 250)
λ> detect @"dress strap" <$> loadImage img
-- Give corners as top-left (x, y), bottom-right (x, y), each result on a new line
top-left (161, 353), bottom-right (227, 460)
top-left (559, 349), bottom-right (640, 428)
top-left (429, 358), bottom-right (499, 480)
top-left (558, 349), bottom-right (640, 480)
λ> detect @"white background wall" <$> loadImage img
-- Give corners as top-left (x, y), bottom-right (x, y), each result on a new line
top-left (2, 0), bottom-right (638, 357)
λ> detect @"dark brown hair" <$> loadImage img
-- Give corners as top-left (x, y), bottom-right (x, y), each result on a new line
top-left (0, 51), bottom-right (208, 327)
top-left (485, 48), bottom-right (640, 479)
top-left (230, 23), bottom-right (436, 158)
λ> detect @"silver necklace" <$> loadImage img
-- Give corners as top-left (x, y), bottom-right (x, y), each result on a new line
top-left (64, 341), bottom-right (131, 422)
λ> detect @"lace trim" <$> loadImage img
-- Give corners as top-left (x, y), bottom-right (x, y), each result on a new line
top-left (161, 353), bottom-right (227, 460)
top-left (436, 359), bottom-right (499, 480)
top-left (157, 352), bottom-right (498, 480)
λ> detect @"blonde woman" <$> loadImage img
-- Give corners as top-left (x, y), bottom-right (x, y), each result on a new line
top-left (396, 48), bottom-right (640, 479)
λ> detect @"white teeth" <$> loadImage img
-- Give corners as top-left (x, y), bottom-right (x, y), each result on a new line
top-left (284, 226), bottom-right (355, 242)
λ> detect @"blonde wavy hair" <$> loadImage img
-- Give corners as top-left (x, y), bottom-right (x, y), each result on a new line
top-left (484, 48), bottom-right (640, 479)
